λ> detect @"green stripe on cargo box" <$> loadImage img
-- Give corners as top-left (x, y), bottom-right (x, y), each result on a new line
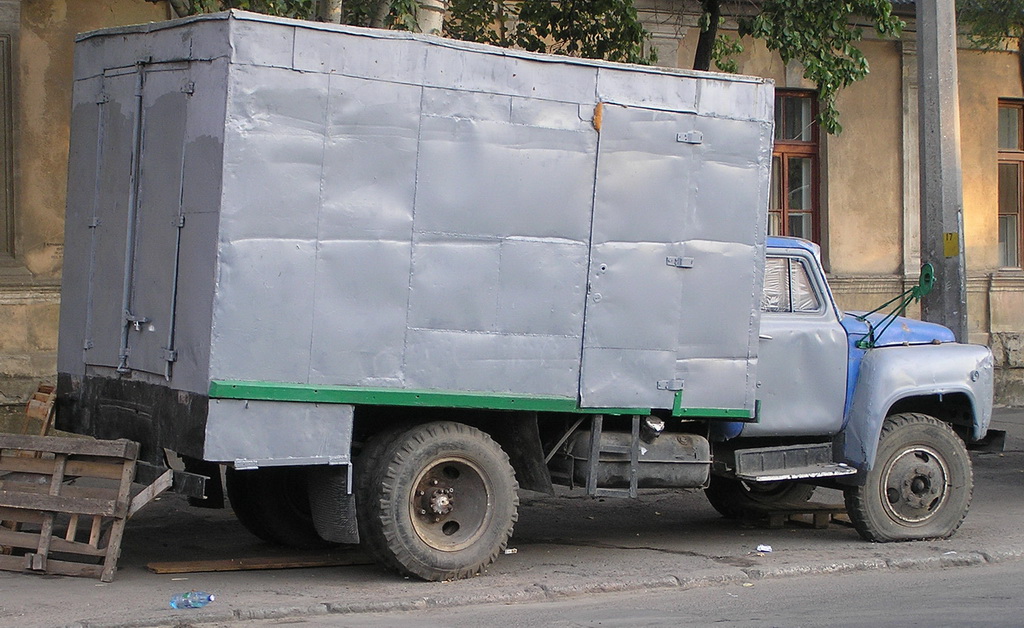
top-left (208, 380), bottom-right (641, 414)
top-left (208, 380), bottom-right (752, 419)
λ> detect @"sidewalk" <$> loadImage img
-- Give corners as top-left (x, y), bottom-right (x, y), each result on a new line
top-left (2, 408), bottom-right (1023, 628)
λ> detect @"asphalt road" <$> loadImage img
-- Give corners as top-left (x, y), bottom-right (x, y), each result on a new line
top-left (1, 408), bottom-right (1022, 628)
top-left (214, 560), bottom-right (1024, 628)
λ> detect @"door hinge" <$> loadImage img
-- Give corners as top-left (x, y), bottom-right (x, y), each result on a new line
top-left (175, 214), bottom-right (185, 228)
top-left (676, 131), bottom-right (703, 144)
top-left (88, 218), bottom-right (100, 228)
top-left (163, 349), bottom-right (178, 363)
top-left (657, 379), bottom-right (685, 391)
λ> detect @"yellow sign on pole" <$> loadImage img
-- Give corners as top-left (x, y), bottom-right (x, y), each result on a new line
top-left (943, 232), bottom-right (959, 258)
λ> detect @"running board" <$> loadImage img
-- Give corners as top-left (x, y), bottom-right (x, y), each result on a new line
top-left (732, 443), bottom-right (858, 482)
top-left (734, 463), bottom-right (857, 482)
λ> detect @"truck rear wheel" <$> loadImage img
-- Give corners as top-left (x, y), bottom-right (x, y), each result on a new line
top-left (844, 413), bottom-right (972, 542)
top-left (704, 476), bottom-right (815, 519)
top-left (358, 421), bottom-right (519, 581)
top-left (225, 467), bottom-right (336, 549)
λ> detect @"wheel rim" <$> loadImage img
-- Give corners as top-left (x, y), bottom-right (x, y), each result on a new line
top-left (879, 445), bottom-right (950, 525)
top-left (409, 457), bottom-right (493, 552)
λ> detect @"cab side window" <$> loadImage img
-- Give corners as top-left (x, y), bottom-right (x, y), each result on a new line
top-left (762, 256), bottom-right (821, 313)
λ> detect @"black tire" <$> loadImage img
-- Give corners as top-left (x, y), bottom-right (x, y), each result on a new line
top-left (225, 466), bottom-right (337, 550)
top-left (359, 421), bottom-right (519, 581)
top-left (844, 413), bottom-right (972, 542)
top-left (705, 476), bottom-right (815, 519)
top-left (354, 424), bottom-right (415, 566)
top-left (225, 467), bottom-right (274, 543)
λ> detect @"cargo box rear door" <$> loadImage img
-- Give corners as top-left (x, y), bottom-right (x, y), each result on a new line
top-left (123, 64), bottom-right (191, 377)
top-left (84, 63), bottom-right (191, 378)
top-left (579, 103), bottom-right (764, 413)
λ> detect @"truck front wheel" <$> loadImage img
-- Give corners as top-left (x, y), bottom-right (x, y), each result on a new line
top-left (844, 413), bottom-right (972, 542)
top-left (358, 421), bottom-right (519, 581)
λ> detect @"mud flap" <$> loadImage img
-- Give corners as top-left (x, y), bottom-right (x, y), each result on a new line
top-left (307, 465), bottom-right (360, 544)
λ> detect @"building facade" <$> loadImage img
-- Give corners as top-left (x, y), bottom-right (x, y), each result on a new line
top-left (640, 1), bottom-right (1024, 404)
top-left (1, 0), bottom-right (1022, 421)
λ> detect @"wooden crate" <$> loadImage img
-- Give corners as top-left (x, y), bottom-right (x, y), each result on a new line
top-left (20, 384), bottom-right (56, 437)
top-left (0, 434), bottom-right (145, 582)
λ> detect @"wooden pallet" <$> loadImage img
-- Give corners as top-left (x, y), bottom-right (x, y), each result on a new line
top-left (741, 500), bottom-right (848, 530)
top-left (0, 434), bottom-right (169, 582)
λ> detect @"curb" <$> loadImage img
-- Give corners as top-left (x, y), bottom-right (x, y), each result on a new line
top-left (64, 549), bottom-right (1024, 628)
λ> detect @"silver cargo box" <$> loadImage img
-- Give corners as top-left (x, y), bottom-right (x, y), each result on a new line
top-left (57, 11), bottom-right (773, 463)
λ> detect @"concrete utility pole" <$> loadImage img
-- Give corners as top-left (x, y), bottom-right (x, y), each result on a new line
top-left (916, 0), bottom-right (968, 341)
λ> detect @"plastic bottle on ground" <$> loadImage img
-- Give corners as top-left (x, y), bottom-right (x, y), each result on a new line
top-left (169, 591), bottom-right (215, 609)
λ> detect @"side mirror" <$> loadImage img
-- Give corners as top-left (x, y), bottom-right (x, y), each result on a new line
top-left (911, 263), bottom-right (935, 300)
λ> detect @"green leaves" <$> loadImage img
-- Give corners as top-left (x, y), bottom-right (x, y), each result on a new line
top-left (735, 0), bottom-right (904, 134)
top-left (185, 0), bottom-right (315, 18)
top-left (176, 0), bottom-right (655, 66)
top-left (958, 0), bottom-right (1024, 48)
top-left (510, 0), bottom-right (656, 63)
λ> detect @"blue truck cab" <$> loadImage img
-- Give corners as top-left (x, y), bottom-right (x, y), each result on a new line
top-left (706, 236), bottom-right (994, 542)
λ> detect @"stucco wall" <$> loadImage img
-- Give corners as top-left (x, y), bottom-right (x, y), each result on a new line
top-left (17, 0), bottom-right (168, 276)
top-left (826, 40), bottom-right (904, 275)
top-left (959, 46), bottom-right (1021, 271)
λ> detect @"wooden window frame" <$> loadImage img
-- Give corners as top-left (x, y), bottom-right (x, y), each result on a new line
top-left (771, 90), bottom-right (821, 244)
top-left (998, 100), bottom-right (1024, 269)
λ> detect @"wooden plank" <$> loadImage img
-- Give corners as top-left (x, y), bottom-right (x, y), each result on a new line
top-left (100, 457), bottom-right (136, 582)
top-left (0, 554), bottom-right (105, 579)
top-left (0, 455), bottom-right (126, 480)
top-left (34, 454), bottom-right (67, 572)
top-left (128, 469), bottom-right (173, 518)
top-left (1, 482), bottom-right (121, 502)
top-left (0, 491), bottom-right (122, 518)
top-left (146, 553), bottom-right (374, 574)
top-left (66, 513), bottom-right (79, 542)
top-left (0, 527), bottom-right (107, 557)
top-left (0, 553), bottom-right (31, 572)
top-left (0, 522), bottom-right (40, 551)
top-left (0, 435), bottom-right (138, 460)
top-left (0, 506), bottom-right (45, 525)
top-left (34, 558), bottom-right (104, 579)
top-left (88, 515), bottom-right (102, 547)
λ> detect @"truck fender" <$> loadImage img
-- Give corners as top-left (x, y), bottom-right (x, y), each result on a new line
top-left (837, 343), bottom-right (993, 473)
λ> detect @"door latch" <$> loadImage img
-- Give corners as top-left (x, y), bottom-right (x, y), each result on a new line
top-left (125, 313), bottom-right (150, 331)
